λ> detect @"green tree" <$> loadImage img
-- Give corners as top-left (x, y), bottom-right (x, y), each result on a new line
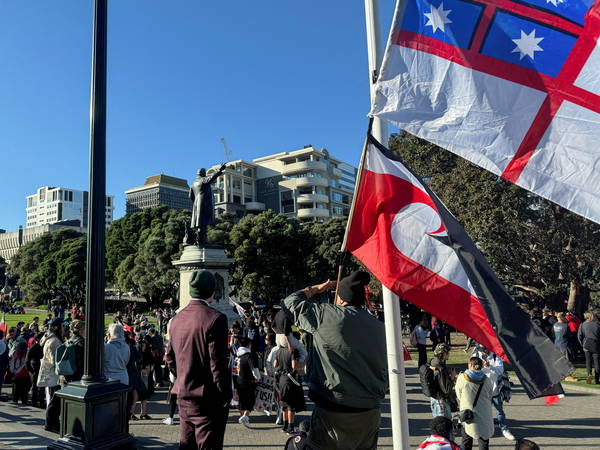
top-left (207, 212), bottom-right (236, 248)
top-left (228, 210), bottom-right (309, 303)
top-left (114, 208), bottom-right (188, 306)
top-left (106, 206), bottom-right (190, 284)
top-left (8, 229), bottom-right (87, 305)
top-left (388, 132), bottom-right (600, 313)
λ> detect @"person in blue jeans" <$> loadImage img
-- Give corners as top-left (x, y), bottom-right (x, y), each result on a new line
top-left (477, 348), bottom-right (516, 441)
top-left (428, 343), bottom-right (456, 420)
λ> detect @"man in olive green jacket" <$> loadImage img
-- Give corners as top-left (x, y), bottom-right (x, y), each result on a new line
top-left (283, 271), bottom-right (388, 450)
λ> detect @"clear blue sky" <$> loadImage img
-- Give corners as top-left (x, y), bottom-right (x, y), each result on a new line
top-left (0, 0), bottom-right (396, 231)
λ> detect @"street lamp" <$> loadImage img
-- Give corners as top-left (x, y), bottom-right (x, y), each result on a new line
top-left (49, 1), bottom-right (134, 449)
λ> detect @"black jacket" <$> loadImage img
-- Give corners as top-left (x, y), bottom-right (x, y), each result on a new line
top-left (430, 357), bottom-right (454, 399)
top-left (578, 321), bottom-right (600, 351)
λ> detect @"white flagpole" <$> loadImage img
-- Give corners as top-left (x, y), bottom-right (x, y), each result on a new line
top-left (364, 1), bottom-right (410, 449)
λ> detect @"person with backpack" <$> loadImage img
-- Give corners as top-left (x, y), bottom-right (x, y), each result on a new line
top-left (37, 318), bottom-right (64, 433)
top-left (420, 343), bottom-right (456, 420)
top-left (9, 339), bottom-right (30, 405)
top-left (56, 320), bottom-right (85, 384)
top-left (455, 356), bottom-right (493, 450)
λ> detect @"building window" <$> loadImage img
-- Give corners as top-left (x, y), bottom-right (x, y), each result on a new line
top-left (331, 192), bottom-right (349, 204)
top-left (244, 197), bottom-right (252, 204)
top-left (233, 179), bottom-right (241, 190)
top-left (233, 195), bottom-right (241, 204)
top-left (281, 191), bottom-right (294, 213)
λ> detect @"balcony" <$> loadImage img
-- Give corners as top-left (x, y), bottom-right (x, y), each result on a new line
top-left (297, 208), bottom-right (330, 219)
top-left (330, 167), bottom-right (342, 178)
top-left (281, 160), bottom-right (327, 175)
top-left (296, 194), bottom-right (329, 204)
top-left (294, 177), bottom-right (329, 188)
top-left (244, 201), bottom-right (266, 211)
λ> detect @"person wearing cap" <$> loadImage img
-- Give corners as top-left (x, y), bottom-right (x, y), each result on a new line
top-left (166, 269), bottom-right (232, 450)
top-left (37, 317), bottom-right (64, 433)
top-left (282, 271), bottom-right (387, 450)
top-left (428, 343), bottom-right (457, 420)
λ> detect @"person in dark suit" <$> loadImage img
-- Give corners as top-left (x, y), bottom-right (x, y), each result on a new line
top-left (166, 270), bottom-right (232, 450)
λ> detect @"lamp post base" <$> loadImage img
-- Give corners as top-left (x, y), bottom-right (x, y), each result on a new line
top-left (48, 380), bottom-right (135, 450)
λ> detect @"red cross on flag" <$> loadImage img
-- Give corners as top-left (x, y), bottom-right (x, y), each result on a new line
top-left (371, 0), bottom-right (600, 223)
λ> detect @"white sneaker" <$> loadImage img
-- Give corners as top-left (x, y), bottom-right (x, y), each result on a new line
top-left (239, 415), bottom-right (251, 428)
top-left (502, 429), bottom-right (516, 441)
top-left (162, 417), bottom-right (174, 425)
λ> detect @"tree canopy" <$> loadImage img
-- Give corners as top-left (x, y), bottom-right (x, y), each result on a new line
top-left (8, 228), bottom-right (87, 305)
top-left (108, 207), bottom-right (189, 306)
top-left (388, 132), bottom-right (600, 313)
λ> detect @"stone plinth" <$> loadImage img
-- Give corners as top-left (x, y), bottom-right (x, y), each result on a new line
top-left (172, 245), bottom-right (238, 323)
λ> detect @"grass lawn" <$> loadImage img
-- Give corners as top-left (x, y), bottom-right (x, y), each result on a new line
top-left (405, 336), bottom-right (599, 389)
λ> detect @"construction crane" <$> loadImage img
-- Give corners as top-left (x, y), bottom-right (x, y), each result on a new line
top-left (220, 137), bottom-right (232, 162)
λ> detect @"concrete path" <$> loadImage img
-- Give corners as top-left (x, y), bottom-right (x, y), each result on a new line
top-left (1, 360), bottom-right (598, 449)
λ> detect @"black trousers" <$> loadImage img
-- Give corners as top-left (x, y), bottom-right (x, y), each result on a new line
top-left (462, 428), bottom-right (489, 450)
top-left (45, 385), bottom-right (61, 433)
top-left (417, 344), bottom-right (428, 368)
top-left (584, 350), bottom-right (600, 382)
top-left (30, 372), bottom-right (45, 407)
top-left (12, 377), bottom-right (31, 404)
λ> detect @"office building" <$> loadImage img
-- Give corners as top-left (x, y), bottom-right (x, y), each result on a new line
top-left (26, 187), bottom-right (113, 229)
top-left (208, 146), bottom-right (357, 221)
top-left (125, 174), bottom-right (192, 215)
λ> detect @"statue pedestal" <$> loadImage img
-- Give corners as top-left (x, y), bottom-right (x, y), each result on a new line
top-left (173, 245), bottom-right (239, 323)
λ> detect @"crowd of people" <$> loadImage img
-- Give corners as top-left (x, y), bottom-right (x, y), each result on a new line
top-left (2, 275), bottom-right (599, 449)
top-left (413, 307), bottom-right (600, 450)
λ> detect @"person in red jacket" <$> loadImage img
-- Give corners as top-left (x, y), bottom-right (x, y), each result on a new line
top-left (166, 270), bottom-right (232, 450)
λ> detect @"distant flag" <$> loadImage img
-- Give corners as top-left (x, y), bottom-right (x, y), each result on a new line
top-left (403, 343), bottom-right (412, 361)
top-left (371, 0), bottom-right (600, 224)
top-left (343, 135), bottom-right (573, 399)
top-left (0, 312), bottom-right (6, 336)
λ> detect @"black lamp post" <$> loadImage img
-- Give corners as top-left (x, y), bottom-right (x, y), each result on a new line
top-left (49, 1), bottom-right (134, 448)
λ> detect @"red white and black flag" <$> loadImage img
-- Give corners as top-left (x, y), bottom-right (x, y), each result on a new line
top-left (344, 134), bottom-right (572, 399)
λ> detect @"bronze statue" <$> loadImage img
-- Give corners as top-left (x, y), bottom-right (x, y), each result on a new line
top-left (186, 164), bottom-right (227, 246)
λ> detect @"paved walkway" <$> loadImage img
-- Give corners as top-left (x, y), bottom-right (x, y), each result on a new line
top-left (1, 360), bottom-right (598, 449)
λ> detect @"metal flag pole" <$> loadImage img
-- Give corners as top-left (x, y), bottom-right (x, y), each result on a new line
top-left (82, 0), bottom-right (108, 386)
top-left (364, 1), bottom-right (410, 449)
top-left (49, 2), bottom-right (134, 447)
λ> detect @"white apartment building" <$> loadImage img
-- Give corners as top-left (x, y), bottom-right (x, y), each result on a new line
top-left (26, 186), bottom-right (114, 229)
top-left (207, 146), bottom-right (357, 221)
top-left (207, 161), bottom-right (265, 219)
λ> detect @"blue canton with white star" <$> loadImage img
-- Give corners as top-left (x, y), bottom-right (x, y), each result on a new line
top-left (401, 0), bottom-right (484, 49)
top-left (512, 0), bottom-right (594, 26)
top-left (480, 12), bottom-right (577, 77)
